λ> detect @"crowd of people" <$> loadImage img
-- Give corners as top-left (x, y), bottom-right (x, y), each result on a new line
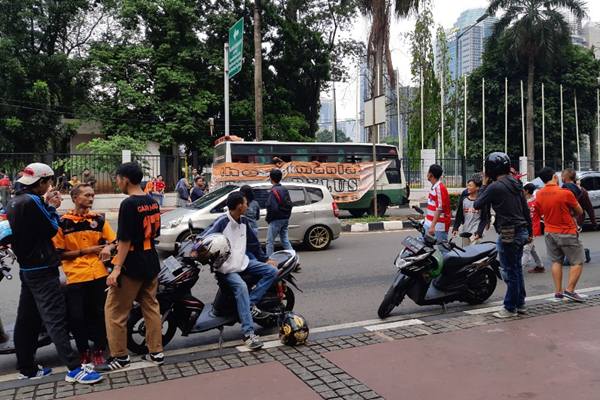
top-left (424, 153), bottom-right (593, 319)
top-left (0, 162), bottom-right (295, 384)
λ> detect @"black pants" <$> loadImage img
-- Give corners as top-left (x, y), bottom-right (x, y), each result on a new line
top-left (15, 268), bottom-right (80, 376)
top-left (66, 278), bottom-right (107, 353)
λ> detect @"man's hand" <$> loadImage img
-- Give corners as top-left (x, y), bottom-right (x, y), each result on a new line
top-left (267, 259), bottom-right (278, 268)
top-left (473, 233), bottom-right (481, 241)
top-left (107, 267), bottom-right (121, 287)
top-left (44, 188), bottom-right (61, 208)
top-left (427, 226), bottom-right (435, 236)
top-left (527, 236), bottom-right (533, 244)
top-left (452, 230), bottom-right (458, 237)
top-left (84, 245), bottom-right (104, 255)
top-left (99, 245), bottom-right (112, 262)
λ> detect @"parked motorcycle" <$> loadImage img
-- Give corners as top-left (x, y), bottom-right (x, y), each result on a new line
top-left (377, 208), bottom-right (501, 319)
top-left (126, 222), bottom-right (301, 354)
top-left (0, 245), bottom-right (52, 354)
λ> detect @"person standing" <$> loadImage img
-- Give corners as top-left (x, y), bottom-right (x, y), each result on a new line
top-left (153, 175), bottom-right (166, 206)
top-left (424, 164), bottom-right (451, 242)
top-left (535, 167), bottom-right (585, 302)
top-left (474, 153), bottom-right (532, 318)
top-left (240, 185), bottom-right (260, 236)
top-left (522, 183), bottom-right (545, 273)
top-left (0, 173), bottom-right (10, 208)
top-left (175, 177), bottom-right (191, 207)
top-left (98, 162), bottom-right (164, 371)
top-left (6, 163), bottom-right (102, 383)
top-left (266, 169), bottom-right (293, 256)
top-left (452, 178), bottom-right (488, 246)
top-left (53, 184), bottom-right (116, 366)
top-left (562, 168), bottom-right (594, 263)
top-left (82, 169), bottom-right (97, 189)
top-left (190, 177), bottom-right (205, 202)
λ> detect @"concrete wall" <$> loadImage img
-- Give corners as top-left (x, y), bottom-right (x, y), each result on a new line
top-left (57, 192), bottom-right (179, 211)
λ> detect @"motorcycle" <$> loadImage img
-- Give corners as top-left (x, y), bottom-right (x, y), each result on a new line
top-left (0, 245), bottom-right (53, 354)
top-left (126, 222), bottom-right (301, 354)
top-left (377, 208), bottom-right (501, 319)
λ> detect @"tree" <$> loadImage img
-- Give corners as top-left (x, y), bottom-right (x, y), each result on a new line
top-left (487, 0), bottom-right (587, 177)
top-left (316, 129), bottom-right (352, 142)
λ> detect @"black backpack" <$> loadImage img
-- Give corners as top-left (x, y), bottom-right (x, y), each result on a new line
top-left (271, 187), bottom-right (293, 213)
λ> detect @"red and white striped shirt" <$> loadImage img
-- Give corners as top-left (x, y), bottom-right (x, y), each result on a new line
top-left (425, 181), bottom-right (451, 232)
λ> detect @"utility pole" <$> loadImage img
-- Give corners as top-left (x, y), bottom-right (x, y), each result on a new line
top-left (253, 0), bottom-right (263, 141)
top-left (224, 43), bottom-right (230, 137)
top-left (332, 82), bottom-right (337, 142)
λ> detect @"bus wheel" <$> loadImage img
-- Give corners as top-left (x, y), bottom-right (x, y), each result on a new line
top-left (369, 197), bottom-right (388, 217)
top-left (349, 209), bottom-right (366, 218)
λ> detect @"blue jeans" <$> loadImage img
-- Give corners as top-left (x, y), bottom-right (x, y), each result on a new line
top-left (151, 194), bottom-right (163, 206)
top-left (434, 231), bottom-right (448, 242)
top-left (216, 259), bottom-right (278, 336)
top-left (266, 219), bottom-right (292, 256)
top-left (497, 227), bottom-right (529, 312)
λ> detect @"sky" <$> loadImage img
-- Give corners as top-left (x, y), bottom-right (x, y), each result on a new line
top-left (332, 0), bottom-right (600, 120)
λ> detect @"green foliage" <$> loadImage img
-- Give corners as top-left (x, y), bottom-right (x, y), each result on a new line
top-left (316, 129), bottom-right (352, 143)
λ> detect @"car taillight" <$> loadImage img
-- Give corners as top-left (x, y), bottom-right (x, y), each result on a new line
top-left (332, 202), bottom-right (340, 218)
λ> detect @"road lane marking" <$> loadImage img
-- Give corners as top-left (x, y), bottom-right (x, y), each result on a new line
top-left (364, 319), bottom-right (424, 331)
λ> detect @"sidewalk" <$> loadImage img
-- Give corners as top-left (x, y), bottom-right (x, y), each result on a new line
top-left (1, 294), bottom-right (599, 400)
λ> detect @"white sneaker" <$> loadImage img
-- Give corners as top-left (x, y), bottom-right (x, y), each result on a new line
top-left (493, 308), bottom-right (518, 319)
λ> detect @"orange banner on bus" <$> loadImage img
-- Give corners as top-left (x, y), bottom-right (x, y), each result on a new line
top-left (212, 161), bottom-right (391, 203)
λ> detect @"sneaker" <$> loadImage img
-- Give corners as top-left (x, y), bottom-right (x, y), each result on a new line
top-left (493, 308), bottom-right (518, 319)
top-left (92, 350), bottom-right (105, 366)
top-left (65, 364), bottom-right (103, 384)
top-left (585, 248), bottom-right (591, 263)
top-left (563, 290), bottom-right (586, 303)
top-left (516, 306), bottom-right (527, 314)
top-left (80, 349), bottom-right (92, 365)
top-left (244, 334), bottom-right (264, 351)
top-left (527, 266), bottom-right (545, 273)
top-left (250, 305), bottom-right (268, 319)
top-left (142, 352), bottom-right (165, 366)
top-left (554, 292), bottom-right (565, 300)
top-left (96, 355), bottom-right (130, 372)
top-left (18, 365), bottom-right (52, 380)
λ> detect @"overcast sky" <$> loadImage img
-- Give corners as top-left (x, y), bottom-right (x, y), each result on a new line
top-left (333, 0), bottom-right (600, 120)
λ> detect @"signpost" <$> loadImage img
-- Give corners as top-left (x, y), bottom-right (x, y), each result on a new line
top-left (225, 18), bottom-right (244, 136)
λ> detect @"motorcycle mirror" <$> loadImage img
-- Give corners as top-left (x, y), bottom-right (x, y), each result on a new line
top-left (412, 206), bottom-right (425, 215)
top-left (459, 232), bottom-right (473, 238)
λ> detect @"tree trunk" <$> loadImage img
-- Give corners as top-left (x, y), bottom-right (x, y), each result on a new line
top-left (253, 0), bottom-right (263, 141)
top-left (526, 56), bottom-right (535, 179)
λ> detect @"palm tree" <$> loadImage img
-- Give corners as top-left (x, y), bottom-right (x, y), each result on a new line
top-left (487, 0), bottom-right (587, 177)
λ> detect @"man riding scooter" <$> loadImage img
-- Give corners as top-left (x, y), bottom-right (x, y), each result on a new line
top-left (196, 192), bottom-right (278, 351)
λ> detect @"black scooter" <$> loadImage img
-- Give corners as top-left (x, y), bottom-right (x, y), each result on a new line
top-left (377, 208), bottom-right (501, 319)
top-left (126, 222), bottom-right (301, 354)
top-left (0, 246), bottom-right (52, 355)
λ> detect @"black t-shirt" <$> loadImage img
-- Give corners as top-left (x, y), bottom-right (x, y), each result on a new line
top-left (117, 195), bottom-right (161, 280)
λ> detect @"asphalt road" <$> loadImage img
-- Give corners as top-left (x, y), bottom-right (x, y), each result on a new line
top-left (2, 229), bottom-right (600, 373)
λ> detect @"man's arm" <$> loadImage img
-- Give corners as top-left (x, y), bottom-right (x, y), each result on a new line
top-left (473, 184), bottom-right (493, 210)
top-left (106, 240), bottom-right (131, 287)
top-left (245, 221), bottom-right (269, 263)
top-left (519, 193), bottom-right (533, 237)
top-left (453, 192), bottom-right (466, 232)
top-left (26, 194), bottom-right (60, 238)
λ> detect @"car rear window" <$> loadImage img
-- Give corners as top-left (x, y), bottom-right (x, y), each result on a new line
top-left (306, 187), bottom-right (324, 203)
top-left (289, 188), bottom-right (307, 206)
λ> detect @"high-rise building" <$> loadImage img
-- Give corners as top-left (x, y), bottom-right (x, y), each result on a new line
top-left (439, 8), bottom-right (498, 80)
top-left (562, 10), bottom-right (587, 47)
top-left (583, 21), bottom-right (600, 59)
top-left (317, 97), bottom-right (334, 133)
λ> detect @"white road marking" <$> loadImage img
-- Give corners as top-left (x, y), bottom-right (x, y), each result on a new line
top-left (364, 319), bottom-right (424, 331)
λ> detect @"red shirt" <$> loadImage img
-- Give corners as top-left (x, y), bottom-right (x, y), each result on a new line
top-left (0, 177), bottom-right (10, 187)
top-left (425, 181), bottom-right (451, 232)
top-left (528, 198), bottom-right (542, 237)
top-left (154, 181), bottom-right (165, 193)
top-left (535, 183), bottom-right (579, 235)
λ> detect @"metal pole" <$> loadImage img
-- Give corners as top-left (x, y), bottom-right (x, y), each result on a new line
top-left (356, 65), bottom-right (360, 143)
top-left (332, 82), bottom-right (337, 143)
top-left (575, 90), bottom-right (580, 170)
top-left (454, 30), bottom-right (460, 164)
top-left (597, 87), bottom-right (600, 170)
top-left (560, 84), bottom-right (565, 168)
top-left (420, 68), bottom-right (424, 150)
top-left (463, 75), bottom-right (467, 159)
top-left (504, 77), bottom-right (508, 154)
top-left (440, 71), bottom-right (444, 159)
top-left (224, 43), bottom-right (230, 137)
top-left (520, 80), bottom-right (525, 157)
top-left (482, 77), bottom-right (485, 167)
top-left (542, 82), bottom-right (545, 164)
top-left (396, 70), bottom-right (402, 156)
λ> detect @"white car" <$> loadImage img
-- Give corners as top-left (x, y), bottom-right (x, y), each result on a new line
top-left (156, 182), bottom-right (342, 252)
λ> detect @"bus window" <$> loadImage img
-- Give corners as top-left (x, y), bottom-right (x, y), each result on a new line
top-left (214, 143), bottom-right (227, 164)
top-left (385, 159), bottom-right (402, 184)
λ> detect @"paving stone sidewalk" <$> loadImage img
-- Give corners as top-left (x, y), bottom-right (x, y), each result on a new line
top-left (0, 295), bottom-right (598, 400)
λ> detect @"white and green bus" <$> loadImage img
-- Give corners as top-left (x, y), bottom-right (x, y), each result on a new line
top-left (212, 140), bottom-right (409, 216)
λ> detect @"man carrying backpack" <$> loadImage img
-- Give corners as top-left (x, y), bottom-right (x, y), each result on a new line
top-left (266, 169), bottom-right (293, 256)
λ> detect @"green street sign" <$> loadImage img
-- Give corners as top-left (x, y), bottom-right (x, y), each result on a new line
top-left (228, 17), bottom-right (244, 78)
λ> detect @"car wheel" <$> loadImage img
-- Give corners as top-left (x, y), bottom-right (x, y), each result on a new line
top-left (349, 209), bottom-right (366, 218)
top-left (304, 225), bottom-right (332, 251)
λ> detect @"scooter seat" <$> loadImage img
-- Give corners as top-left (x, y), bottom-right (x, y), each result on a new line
top-left (443, 242), bottom-right (496, 271)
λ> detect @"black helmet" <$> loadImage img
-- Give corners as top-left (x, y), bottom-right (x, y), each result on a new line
top-left (485, 152), bottom-right (511, 180)
top-left (278, 312), bottom-right (309, 346)
top-left (192, 233), bottom-right (231, 270)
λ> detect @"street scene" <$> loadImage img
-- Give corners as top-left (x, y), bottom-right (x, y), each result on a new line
top-left (2, 0), bottom-right (600, 399)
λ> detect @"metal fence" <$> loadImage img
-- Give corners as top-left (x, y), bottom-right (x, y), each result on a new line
top-left (0, 153), bottom-right (186, 194)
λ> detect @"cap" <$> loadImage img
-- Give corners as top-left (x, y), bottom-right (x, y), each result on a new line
top-left (18, 163), bottom-right (55, 185)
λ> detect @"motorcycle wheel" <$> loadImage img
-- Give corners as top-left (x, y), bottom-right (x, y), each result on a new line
top-left (377, 285), bottom-right (405, 319)
top-left (464, 268), bottom-right (497, 305)
top-left (127, 307), bottom-right (177, 355)
top-left (256, 287), bottom-right (295, 329)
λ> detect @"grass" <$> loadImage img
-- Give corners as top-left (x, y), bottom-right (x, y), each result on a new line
top-left (341, 215), bottom-right (389, 224)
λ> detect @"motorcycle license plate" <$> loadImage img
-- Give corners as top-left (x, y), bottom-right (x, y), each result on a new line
top-left (402, 236), bottom-right (425, 254)
top-left (163, 256), bottom-right (181, 274)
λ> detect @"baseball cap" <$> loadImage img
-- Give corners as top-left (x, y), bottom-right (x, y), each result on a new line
top-left (18, 163), bottom-right (55, 185)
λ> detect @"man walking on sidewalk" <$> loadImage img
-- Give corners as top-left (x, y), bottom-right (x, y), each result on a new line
top-left (98, 162), bottom-right (164, 372)
top-left (535, 167), bottom-right (586, 302)
top-left (424, 164), bottom-right (451, 242)
top-left (266, 169), bottom-right (293, 256)
top-left (7, 163), bottom-right (102, 383)
top-left (474, 153), bottom-right (532, 319)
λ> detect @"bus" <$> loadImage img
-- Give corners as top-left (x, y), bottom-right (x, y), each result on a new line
top-left (211, 140), bottom-right (408, 216)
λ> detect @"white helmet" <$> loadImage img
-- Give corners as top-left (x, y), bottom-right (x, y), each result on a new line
top-left (193, 233), bottom-right (231, 270)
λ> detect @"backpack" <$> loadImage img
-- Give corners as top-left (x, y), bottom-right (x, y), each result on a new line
top-left (271, 187), bottom-right (293, 213)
